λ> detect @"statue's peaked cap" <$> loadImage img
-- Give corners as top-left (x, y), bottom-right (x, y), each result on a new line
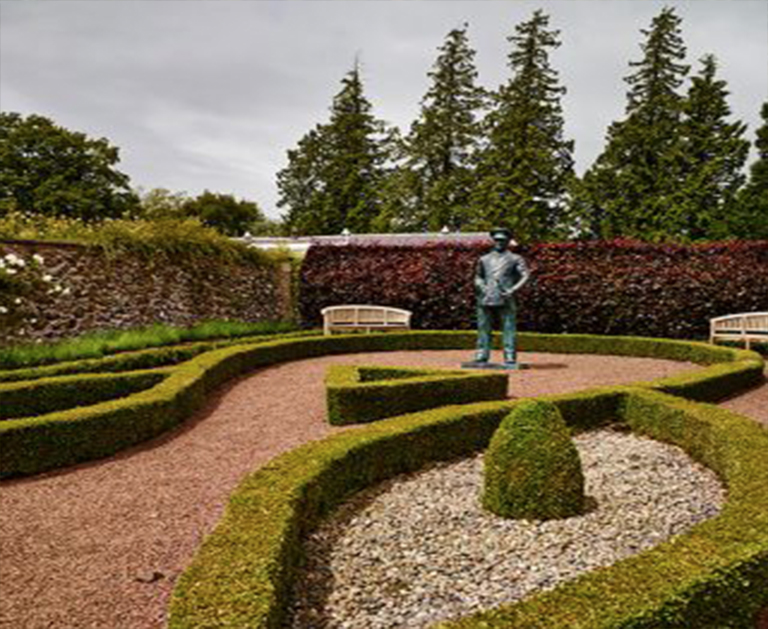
top-left (489, 227), bottom-right (517, 246)
top-left (489, 227), bottom-right (512, 239)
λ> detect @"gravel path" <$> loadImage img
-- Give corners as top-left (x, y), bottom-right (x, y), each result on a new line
top-left (290, 429), bottom-right (725, 628)
top-left (0, 350), bottom-right (764, 629)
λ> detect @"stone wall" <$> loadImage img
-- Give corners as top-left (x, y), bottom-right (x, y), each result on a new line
top-left (0, 239), bottom-right (294, 345)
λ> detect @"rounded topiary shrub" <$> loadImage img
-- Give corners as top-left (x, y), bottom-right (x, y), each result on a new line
top-left (482, 399), bottom-right (586, 520)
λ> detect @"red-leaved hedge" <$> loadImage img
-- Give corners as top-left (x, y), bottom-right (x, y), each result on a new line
top-left (299, 240), bottom-right (768, 340)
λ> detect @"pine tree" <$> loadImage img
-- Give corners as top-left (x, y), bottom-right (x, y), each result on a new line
top-left (734, 102), bottom-right (768, 239)
top-left (277, 126), bottom-right (330, 235)
top-left (579, 7), bottom-right (689, 240)
top-left (470, 10), bottom-right (574, 241)
top-left (677, 55), bottom-right (749, 239)
top-left (278, 65), bottom-right (392, 235)
top-left (391, 24), bottom-right (487, 231)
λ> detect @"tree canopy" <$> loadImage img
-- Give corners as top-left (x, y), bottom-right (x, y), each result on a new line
top-left (384, 24), bottom-right (487, 232)
top-left (470, 10), bottom-right (574, 241)
top-left (181, 190), bottom-right (266, 237)
top-left (0, 112), bottom-right (138, 221)
top-left (734, 102), bottom-right (768, 239)
top-left (578, 7), bottom-right (690, 240)
top-left (677, 55), bottom-right (749, 239)
top-left (279, 65), bottom-right (393, 235)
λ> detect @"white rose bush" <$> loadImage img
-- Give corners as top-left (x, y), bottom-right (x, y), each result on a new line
top-left (0, 251), bottom-right (69, 340)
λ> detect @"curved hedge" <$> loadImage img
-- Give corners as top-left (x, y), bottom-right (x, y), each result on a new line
top-left (0, 330), bottom-right (318, 384)
top-left (0, 331), bottom-right (762, 479)
top-left (1, 330), bottom-right (764, 624)
top-left (326, 364), bottom-right (508, 425)
top-left (0, 368), bottom-right (170, 420)
top-left (168, 387), bottom-right (768, 628)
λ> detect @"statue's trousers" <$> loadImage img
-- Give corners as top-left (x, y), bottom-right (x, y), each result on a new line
top-left (475, 301), bottom-right (518, 363)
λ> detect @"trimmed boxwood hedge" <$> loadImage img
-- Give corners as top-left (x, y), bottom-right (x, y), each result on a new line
top-left (0, 368), bottom-right (170, 420)
top-left (325, 365), bottom-right (508, 425)
top-left (1, 330), bottom-right (764, 624)
top-left (482, 400), bottom-right (586, 520)
top-left (0, 331), bottom-right (762, 479)
top-left (0, 330), bottom-right (320, 384)
top-left (168, 386), bottom-right (768, 629)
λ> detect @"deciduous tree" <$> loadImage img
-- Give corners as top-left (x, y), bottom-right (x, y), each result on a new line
top-left (0, 112), bottom-right (138, 221)
top-left (182, 190), bottom-right (265, 237)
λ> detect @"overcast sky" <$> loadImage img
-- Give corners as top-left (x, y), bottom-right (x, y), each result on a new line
top-left (1, 1), bottom-right (766, 220)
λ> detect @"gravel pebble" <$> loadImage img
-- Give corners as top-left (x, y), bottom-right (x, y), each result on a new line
top-left (290, 428), bottom-right (725, 628)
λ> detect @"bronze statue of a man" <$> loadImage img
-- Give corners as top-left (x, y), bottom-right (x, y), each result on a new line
top-left (471, 228), bottom-right (530, 368)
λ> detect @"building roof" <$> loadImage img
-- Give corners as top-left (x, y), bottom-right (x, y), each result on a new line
top-left (237, 231), bottom-right (491, 252)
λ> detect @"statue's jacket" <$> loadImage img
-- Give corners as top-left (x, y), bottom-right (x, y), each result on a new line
top-left (475, 251), bottom-right (530, 307)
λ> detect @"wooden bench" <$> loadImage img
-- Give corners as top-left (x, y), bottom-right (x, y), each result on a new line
top-left (710, 312), bottom-right (768, 350)
top-left (321, 305), bottom-right (412, 336)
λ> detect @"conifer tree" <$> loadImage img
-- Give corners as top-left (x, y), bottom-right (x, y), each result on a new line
top-left (678, 55), bottom-right (749, 239)
top-left (579, 7), bottom-right (689, 240)
top-left (734, 102), bottom-right (768, 239)
top-left (390, 24), bottom-right (487, 231)
top-left (470, 10), bottom-right (574, 241)
top-left (277, 126), bottom-right (329, 235)
top-left (278, 65), bottom-right (392, 235)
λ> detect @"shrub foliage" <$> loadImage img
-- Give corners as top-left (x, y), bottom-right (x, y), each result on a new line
top-left (299, 240), bottom-right (768, 339)
top-left (482, 400), bottom-right (585, 520)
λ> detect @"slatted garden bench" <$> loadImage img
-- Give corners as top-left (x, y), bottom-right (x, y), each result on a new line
top-left (321, 305), bottom-right (412, 336)
top-left (710, 312), bottom-right (768, 350)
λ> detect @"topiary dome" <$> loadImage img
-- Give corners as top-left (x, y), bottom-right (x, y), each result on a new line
top-left (482, 399), bottom-right (586, 520)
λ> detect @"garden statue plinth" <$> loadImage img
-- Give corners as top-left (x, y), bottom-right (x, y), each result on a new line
top-left (461, 227), bottom-right (530, 370)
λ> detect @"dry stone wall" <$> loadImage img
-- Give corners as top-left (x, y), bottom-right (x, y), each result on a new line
top-left (0, 239), bottom-right (293, 345)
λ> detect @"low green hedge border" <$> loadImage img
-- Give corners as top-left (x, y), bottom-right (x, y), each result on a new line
top-left (0, 331), bottom-right (762, 479)
top-left (0, 368), bottom-right (171, 420)
top-left (325, 365), bottom-right (508, 425)
top-left (0, 330), bottom-right (320, 384)
top-left (168, 387), bottom-right (768, 628)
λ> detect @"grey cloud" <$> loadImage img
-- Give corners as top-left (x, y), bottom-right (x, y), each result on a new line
top-left (1, 0), bottom-right (766, 219)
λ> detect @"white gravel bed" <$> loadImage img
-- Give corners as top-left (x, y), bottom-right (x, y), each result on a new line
top-left (290, 427), bottom-right (725, 628)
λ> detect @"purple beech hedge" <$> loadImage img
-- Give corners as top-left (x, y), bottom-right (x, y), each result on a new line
top-left (299, 240), bottom-right (768, 339)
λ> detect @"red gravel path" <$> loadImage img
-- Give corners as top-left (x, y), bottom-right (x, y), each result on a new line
top-left (0, 351), bottom-right (765, 629)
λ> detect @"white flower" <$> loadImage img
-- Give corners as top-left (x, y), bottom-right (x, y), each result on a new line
top-left (30, 318), bottom-right (37, 324)
top-left (5, 268), bottom-right (16, 275)
top-left (5, 253), bottom-right (25, 267)
top-left (42, 274), bottom-right (53, 282)
top-left (0, 306), bottom-right (7, 314)
top-left (33, 254), bottom-right (44, 264)
top-left (61, 287), bottom-right (71, 296)
top-left (14, 297), bottom-right (21, 304)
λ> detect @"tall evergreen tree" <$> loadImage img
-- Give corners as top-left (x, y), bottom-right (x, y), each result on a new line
top-left (579, 7), bottom-right (689, 240)
top-left (470, 10), bottom-right (574, 241)
top-left (388, 24), bottom-right (487, 231)
top-left (278, 65), bottom-right (392, 235)
top-left (734, 102), bottom-right (768, 239)
top-left (677, 55), bottom-right (749, 239)
top-left (278, 126), bottom-right (330, 235)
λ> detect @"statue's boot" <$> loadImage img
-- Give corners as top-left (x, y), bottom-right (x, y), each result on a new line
top-left (503, 353), bottom-right (517, 366)
top-left (474, 351), bottom-right (490, 363)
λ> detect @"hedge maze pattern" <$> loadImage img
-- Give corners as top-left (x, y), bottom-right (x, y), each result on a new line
top-left (1, 331), bottom-right (766, 628)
